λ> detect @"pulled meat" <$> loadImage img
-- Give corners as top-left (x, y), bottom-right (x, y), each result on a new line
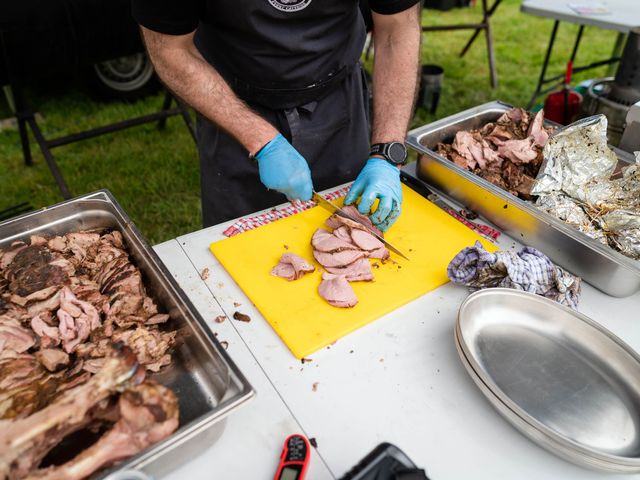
top-left (0, 229), bottom-right (181, 479)
top-left (435, 108), bottom-right (554, 200)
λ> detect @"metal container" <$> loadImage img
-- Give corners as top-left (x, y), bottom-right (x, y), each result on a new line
top-left (405, 100), bottom-right (640, 297)
top-left (455, 288), bottom-right (640, 473)
top-left (0, 190), bottom-right (254, 478)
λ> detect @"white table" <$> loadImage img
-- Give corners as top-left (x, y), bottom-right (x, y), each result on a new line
top-left (153, 197), bottom-right (640, 480)
top-left (520, 0), bottom-right (639, 109)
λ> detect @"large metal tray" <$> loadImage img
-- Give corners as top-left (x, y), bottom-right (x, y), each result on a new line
top-left (406, 100), bottom-right (640, 297)
top-left (0, 190), bottom-right (254, 478)
top-left (454, 289), bottom-right (640, 472)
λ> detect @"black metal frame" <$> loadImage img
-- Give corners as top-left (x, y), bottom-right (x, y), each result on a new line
top-left (526, 20), bottom-right (625, 109)
top-left (422, 0), bottom-right (502, 89)
top-left (10, 85), bottom-right (197, 200)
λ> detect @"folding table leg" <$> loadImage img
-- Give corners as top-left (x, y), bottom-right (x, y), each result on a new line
top-left (17, 116), bottom-right (33, 166)
top-left (460, 0), bottom-right (502, 58)
top-left (527, 20), bottom-right (559, 109)
top-left (157, 91), bottom-right (174, 130)
top-left (483, 0), bottom-right (498, 89)
top-left (607, 32), bottom-right (626, 76)
top-left (25, 116), bottom-right (72, 199)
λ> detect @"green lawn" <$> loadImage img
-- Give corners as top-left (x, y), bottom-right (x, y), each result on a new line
top-left (0, 0), bottom-right (618, 244)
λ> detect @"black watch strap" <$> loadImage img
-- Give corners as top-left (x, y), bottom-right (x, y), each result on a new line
top-left (370, 141), bottom-right (407, 166)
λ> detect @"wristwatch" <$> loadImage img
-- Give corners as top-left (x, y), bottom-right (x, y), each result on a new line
top-left (369, 141), bottom-right (408, 166)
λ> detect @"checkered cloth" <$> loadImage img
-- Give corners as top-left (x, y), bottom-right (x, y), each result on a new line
top-left (447, 241), bottom-right (582, 309)
top-left (222, 186), bottom-right (501, 241)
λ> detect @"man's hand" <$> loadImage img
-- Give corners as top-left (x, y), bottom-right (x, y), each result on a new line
top-left (344, 158), bottom-right (402, 232)
top-left (255, 134), bottom-right (313, 201)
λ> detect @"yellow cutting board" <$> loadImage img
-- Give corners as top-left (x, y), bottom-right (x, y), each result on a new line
top-left (210, 185), bottom-right (496, 359)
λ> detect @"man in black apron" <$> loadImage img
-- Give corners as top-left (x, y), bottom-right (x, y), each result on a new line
top-left (132, 0), bottom-right (421, 231)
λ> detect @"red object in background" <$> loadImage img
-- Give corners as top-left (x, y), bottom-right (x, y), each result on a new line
top-left (544, 60), bottom-right (583, 125)
top-left (544, 89), bottom-right (583, 125)
top-left (274, 434), bottom-right (311, 480)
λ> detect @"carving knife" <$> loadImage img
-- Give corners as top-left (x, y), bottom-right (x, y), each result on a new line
top-left (312, 191), bottom-right (410, 261)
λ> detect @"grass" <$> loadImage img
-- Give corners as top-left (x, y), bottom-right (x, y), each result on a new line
top-left (0, 0), bottom-right (619, 244)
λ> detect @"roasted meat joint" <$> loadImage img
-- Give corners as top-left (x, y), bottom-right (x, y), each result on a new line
top-left (0, 230), bottom-right (179, 479)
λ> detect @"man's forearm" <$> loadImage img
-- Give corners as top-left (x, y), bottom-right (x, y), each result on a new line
top-left (370, 6), bottom-right (421, 146)
top-left (141, 28), bottom-right (278, 156)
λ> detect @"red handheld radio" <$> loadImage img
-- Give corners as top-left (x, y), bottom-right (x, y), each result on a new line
top-left (274, 434), bottom-right (311, 480)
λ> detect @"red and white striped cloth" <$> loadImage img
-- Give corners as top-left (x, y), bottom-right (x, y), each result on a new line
top-left (222, 185), bottom-right (501, 242)
top-left (222, 186), bottom-right (351, 237)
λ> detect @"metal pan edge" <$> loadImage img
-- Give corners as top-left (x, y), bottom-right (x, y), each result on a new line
top-left (454, 325), bottom-right (640, 473)
top-left (455, 289), bottom-right (640, 472)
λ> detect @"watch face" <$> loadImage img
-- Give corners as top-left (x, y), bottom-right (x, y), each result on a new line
top-left (388, 142), bottom-right (407, 164)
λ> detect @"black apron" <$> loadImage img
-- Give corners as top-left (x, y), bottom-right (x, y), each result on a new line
top-left (194, 0), bottom-right (370, 227)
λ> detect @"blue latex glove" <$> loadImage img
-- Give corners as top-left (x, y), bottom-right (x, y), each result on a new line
top-left (344, 157), bottom-right (402, 232)
top-left (255, 134), bottom-right (313, 201)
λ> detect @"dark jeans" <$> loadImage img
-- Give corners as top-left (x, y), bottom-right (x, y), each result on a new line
top-left (196, 65), bottom-right (371, 227)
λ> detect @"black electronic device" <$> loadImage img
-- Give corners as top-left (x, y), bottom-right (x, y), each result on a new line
top-left (339, 443), bottom-right (430, 480)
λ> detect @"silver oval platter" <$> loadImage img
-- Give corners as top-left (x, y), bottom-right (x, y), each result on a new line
top-left (455, 288), bottom-right (640, 473)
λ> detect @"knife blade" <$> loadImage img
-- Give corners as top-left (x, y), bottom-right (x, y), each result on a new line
top-left (312, 191), bottom-right (410, 261)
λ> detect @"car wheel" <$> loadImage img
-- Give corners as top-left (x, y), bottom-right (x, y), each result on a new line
top-left (86, 52), bottom-right (160, 101)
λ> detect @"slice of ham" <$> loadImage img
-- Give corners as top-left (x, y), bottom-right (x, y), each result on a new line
top-left (318, 273), bottom-right (358, 308)
top-left (350, 229), bottom-right (384, 251)
top-left (313, 249), bottom-right (366, 268)
top-left (311, 229), bottom-right (357, 253)
top-left (367, 247), bottom-right (390, 260)
top-left (325, 258), bottom-right (373, 282)
top-left (332, 226), bottom-right (353, 243)
top-left (325, 205), bottom-right (383, 238)
top-left (271, 253), bottom-right (315, 281)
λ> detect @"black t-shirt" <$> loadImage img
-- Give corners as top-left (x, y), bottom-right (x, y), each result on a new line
top-left (132, 0), bottom-right (419, 92)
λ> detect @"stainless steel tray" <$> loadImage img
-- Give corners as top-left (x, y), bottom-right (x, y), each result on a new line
top-left (405, 100), bottom-right (640, 297)
top-left (0, 190), bottom-right (254, 478)
top-left (455, 289), bottom-right (640, 473)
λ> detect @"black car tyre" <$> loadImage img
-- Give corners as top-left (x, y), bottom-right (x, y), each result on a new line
top-left (86, 52), bottom-right (160, 101)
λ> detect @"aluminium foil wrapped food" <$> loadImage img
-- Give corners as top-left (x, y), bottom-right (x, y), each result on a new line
top-left (533, 116), bottom-right (640, 259)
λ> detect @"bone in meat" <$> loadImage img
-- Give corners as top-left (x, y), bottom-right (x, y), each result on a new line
top-left (0, 345), bottom-right (144, 479)
top-left (25, 381), bottom-right (178, 480)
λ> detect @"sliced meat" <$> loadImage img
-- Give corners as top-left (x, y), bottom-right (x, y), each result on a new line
top-left (325, 258), bottom-right (373, 282)
top-left (527, 110), bottom-right (549, 147)
top-left (31, 312), bottom-right (61, 349)
top-left (350, 229), bottom-right (384, 251)
top-left (497, 138), bottom-right (538, 164)
top-left (0, 242), bottom-right (28, 270)
top-left (367, 247), bottom-right (390, 260)
top-left (311, 228), bottom-right (357, 253)
top-left (452, 131), bottom-right (485, 169)
top-left (333, 226), bottom-right (353, 243)
top-left (57, 287), bottom-right (101, 354)
top-left (9, 285), bottom-right (59, 307)
top-left (318, 273), bottom-right (358, 308)
top-left (36, 349), bottom-right (69, 372)
top-left (313, 249), bottom-right (366, 268)
top-left (4, 244), bottom-right (69, 297)
top-left (325, 205), bottom-right (383, 238)
top-left (271, 252), bottom-right (315, 281)
top-left (0, 317), bottom-right (35, 354)
top-left (112, 327), bottom-right (176, 372)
